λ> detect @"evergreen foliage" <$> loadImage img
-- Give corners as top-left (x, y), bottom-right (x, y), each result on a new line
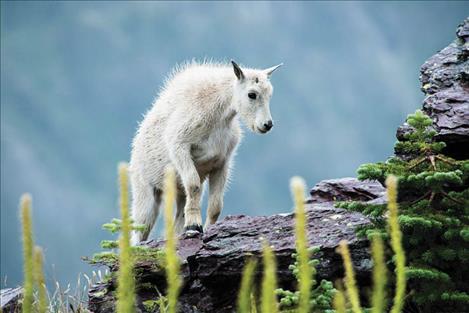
top-left (20, 193), bottom-right (34, 313)
top-left (339, 110), bottom-right (469, 311)
top-left (95, 217), bottom-right (160, 267)
top-left (92, 177), bottom-right (165, 269)
top-left (102, 218), bottom-right (147, 234)
top-left (275, 247), bottom-right (336, 312)
top-left (116, 163), bottom-right (136, 313)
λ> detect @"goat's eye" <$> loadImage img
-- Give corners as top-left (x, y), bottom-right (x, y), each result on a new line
top-left (248, 92), bottom-right (257, 100)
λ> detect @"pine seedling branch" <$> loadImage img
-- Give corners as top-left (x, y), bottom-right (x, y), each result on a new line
top-left (339, 110), bottom-right (469, 312)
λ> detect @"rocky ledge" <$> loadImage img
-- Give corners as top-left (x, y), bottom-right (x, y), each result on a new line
top-left (88, 179), bottom-right (380, 313)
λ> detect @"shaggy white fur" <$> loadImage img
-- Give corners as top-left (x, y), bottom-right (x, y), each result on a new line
top-left (129, 60), bottom-right (282, 244)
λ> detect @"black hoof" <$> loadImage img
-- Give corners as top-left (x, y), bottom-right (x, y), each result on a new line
top-left (184, 224), bottom-right (203, 233)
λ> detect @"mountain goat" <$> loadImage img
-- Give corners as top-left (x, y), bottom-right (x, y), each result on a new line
top-left (129, 60), bottom-right (282, 244)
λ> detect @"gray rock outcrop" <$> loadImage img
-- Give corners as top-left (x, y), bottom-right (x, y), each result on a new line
top-left (397, 18), bottom-right (469, 160)
top-left (88, 199), bottom-right (373, 313)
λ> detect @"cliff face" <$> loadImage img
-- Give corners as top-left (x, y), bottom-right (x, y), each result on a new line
top-left (397, 18), bottom-right (469, 160)
top-left (87, 19), bottom-right (469, 313)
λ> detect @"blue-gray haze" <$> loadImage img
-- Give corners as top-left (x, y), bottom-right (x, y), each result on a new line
top-left (1, 1), bottom-right (468, 287)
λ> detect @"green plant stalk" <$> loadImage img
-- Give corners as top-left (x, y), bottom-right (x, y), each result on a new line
top-left (33, 246), bottom-right (48, 313)
top-left (261, 241), bottom-right (278, 313)
top-left (116, 163), bottom-right (136, 313)
top-left (333, 288), bottom-right (347, 313)
top-left (337, 240), bottom-right (362, 313)
top-left (250, 292), bottom-right (258, 313)
top-left (20, 193), bottom-right (34, 313)
top-left (386, 175), bottom-right (406, 313)
top-left (290, 176), bottom-right (311, 313)
top-left (237, 259), bottom-right (257, 313)
top-left (370, 235), bottom-right (387, 313)
top-left (163, 167), bottom-right (181, 313)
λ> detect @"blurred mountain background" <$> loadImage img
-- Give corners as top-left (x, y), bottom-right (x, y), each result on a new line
top-left (1, 1), bottom-right (468, 287)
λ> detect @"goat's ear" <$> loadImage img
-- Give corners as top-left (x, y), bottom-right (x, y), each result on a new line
top-left (264, 63), bottom-right (283, 78)
top-left (231, 60), bottom-right (245, 81)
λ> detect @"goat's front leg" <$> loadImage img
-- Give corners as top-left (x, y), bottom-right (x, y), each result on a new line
top-left (205, 164), bottom-right (228, 230)
top-left (168, 144), bottom-right (203, 233)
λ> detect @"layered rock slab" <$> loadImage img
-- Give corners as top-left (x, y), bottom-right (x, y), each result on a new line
top-left (88, 201), bottom-right (372, 313)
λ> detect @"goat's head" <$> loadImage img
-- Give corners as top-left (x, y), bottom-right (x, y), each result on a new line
top-left (231, 60), bottom-right (282, 134)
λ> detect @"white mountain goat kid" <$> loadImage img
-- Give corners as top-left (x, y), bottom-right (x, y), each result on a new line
top-left (129, 60), bottom-right (282, 244)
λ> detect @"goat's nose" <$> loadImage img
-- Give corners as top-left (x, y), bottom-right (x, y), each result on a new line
top-left (264, 120), bottom-right (273, 131)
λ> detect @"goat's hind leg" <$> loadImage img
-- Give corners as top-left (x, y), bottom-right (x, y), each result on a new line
top-left (174, 191), bottom-right (186, 234)
top-left (130, 181), bottom-right (162, 245)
